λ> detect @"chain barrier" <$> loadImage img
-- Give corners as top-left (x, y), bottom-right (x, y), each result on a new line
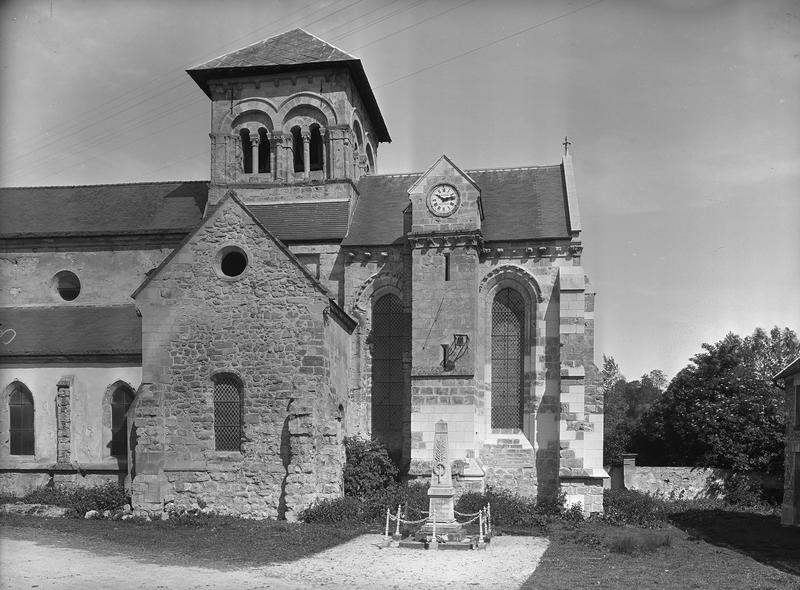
top-left (387, 513), bottom-right (430, 525)
top-left (383, 503), bottom-right (493, 540)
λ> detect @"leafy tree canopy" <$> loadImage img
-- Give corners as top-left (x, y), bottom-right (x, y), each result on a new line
top-left (633, 326), bottom-right (799, 473)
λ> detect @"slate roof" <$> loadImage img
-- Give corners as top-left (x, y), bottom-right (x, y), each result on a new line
top-left (0, 306), bottom-right (141, 359)
top-left (247, 201), bottom-right (349, 241)
top-left (191, 28), bottom-right (355, 70)
top-left (187, 29), bottom-right (390, 142)
top-left (343, 166), bottom-right (570, 246)
top-left (0, 181), bottom-right (207, 239)
top-left (774, 355), bottom-right (800, 381)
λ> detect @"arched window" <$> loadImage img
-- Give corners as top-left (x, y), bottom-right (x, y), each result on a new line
top-left (366, 144), bottom-right (375, 174)
top-left (240, 129), bottom-right (252, 174)
top-left (371, 294), bottom-right (409, 467)
top-left (9, 382), bottom-right (34, 455)
top-left (353, 120), bottom-right (364, 148)
top-left (491, 288), bottom-right (525, 429)
top-left (291, 126), bottom-right (304, 173)
top-left (110, 384), bottom-right (135, 457)
top-left (213, 373), bottom-right (242, 451)
top-left (309, 124), bottom-right (323, 171)
top-left (257, 128), bottom-right (270, 173)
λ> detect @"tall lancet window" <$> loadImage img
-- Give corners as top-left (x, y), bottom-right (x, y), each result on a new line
top-left (9, 383), bottom-right (34, 455)
top-left (371, 294), bottom-right (408, 467)
top-left (491, 288), bottom-right (525, 429)
top-left (240, 129), bottom-right (252, 173)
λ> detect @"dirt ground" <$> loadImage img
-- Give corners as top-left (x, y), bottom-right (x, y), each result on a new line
top-left (1, 529), bottom-right (549, 590)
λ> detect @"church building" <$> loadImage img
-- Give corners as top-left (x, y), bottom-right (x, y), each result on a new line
top-left (0, 29), bottom-right (606, 518)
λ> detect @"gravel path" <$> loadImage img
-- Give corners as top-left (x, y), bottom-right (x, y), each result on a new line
top-left (1, 533), bottom-right (549, 589)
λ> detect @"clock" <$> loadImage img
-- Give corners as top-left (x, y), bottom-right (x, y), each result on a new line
top-left (427, 184), bottom-right (460, 217)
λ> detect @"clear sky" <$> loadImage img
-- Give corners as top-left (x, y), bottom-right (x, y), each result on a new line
top-left (1, 0), bottom-right (798, 380)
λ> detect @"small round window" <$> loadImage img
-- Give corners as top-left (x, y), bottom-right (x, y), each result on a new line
top-left (52, 270), bottom-right (81, 301)
top-left (217, 246), bottom-right (248, 278)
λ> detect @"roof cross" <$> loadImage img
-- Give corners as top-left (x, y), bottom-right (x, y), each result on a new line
top-left (563, 136), bottom-right (572, 156)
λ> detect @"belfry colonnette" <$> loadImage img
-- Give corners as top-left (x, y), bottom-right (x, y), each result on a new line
top-left (0, 29), bottom-right (607, 518)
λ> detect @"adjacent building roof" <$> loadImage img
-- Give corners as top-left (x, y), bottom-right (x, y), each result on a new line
top-left (774, 355), bottom-right (800, 381)
top-left (0, 181), bottom-right (207, 239)
top-left (0, 306), bottom-right (141, 359)
top-left (187, 28), bottom-right (390, 142)
top-left (248, 201), bottom-right (349, 241)
top-left (343, 165), bottom-right (570, 246)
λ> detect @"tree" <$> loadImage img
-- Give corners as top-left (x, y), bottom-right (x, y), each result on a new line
top-left (602, 355), bottom-right (666, 465)
top-left (633, 327), bottom-right (800, 473)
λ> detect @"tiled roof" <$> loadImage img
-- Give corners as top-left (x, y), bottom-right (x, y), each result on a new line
top-left (247, 201), bottom-right (349, 241)
top-left (0, 306), bottom-right (141, 358)
top-left (187, 29), bottom-right (390, 142)
top-left (190, 28), bottom-right (355, 70)
top-left (342, 166), bottom-right (570, 246)
top-left (0, 181), bottom-right (207, 239)
top-left (774, 355), bottom-right (800, 380)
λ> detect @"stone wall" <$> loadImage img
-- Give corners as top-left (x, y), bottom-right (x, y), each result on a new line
top-left (782, 372), bottom-right (800, 526)
top-left (611, 455), bottom-right (782, 501)
top-left (207, 66), bottom-right (380, 204)
top-left (132, 195), bottom-right (350, 519)
top-left (0, 366), bottom-right (141, 481)
top-left (0, 247), bottom-right (172, 307)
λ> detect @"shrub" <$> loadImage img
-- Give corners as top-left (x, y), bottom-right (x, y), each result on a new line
top-left (342, 437), bottom-right (398, 500)
top-left (455, 486), bottom-right (571, 532)
top-left (21, 482), bottom-right (129, 517)
top-left (602, 489), bottom-right (665, 528)
top-left (300, 496), bottom-right (365, 524)
top-left (69, 482), bottom-right (129, 516)
top-left (300, 482), bottom-right (430, 525)
top-left (22, 486), bottom-right (75, 508)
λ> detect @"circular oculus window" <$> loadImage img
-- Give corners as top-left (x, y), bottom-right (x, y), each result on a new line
top-left (216, 246), bottom-right (249, 278)
top-left (52, 270), bottom-right (81, 301)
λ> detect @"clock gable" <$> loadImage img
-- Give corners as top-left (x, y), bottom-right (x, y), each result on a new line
top-left (408, 155), bottom-right (482, 235)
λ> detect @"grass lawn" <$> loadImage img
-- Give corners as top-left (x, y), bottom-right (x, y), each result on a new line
top-left (3, 506), bottom-right (800, 589)
top-left (525, 511), bottom-right (800, 590)
top-left (0, 513), bottom-right (373, 569)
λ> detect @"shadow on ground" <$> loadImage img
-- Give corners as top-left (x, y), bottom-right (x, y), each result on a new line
top-left (669, 509), bottom-right (800, 576)
top-left (0, 513), bottom-right (371, 570)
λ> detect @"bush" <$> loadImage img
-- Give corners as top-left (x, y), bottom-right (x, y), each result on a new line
top-left (342, 437), bottom-right (398, 500)
top-left (300, 496), bottom-right (365, 524)
top-left (22, 486), bottom-right (75, 508)
top-left (300, 482), bottom-right (430, 525)
top-left (69, 482), bottom-right (129, 515)
top-left (456, 486), bottom-right (571, 532)
top-left (602, 489), bottom-right (665, 528)
top-left (20, 482), bottom-right (129, 517)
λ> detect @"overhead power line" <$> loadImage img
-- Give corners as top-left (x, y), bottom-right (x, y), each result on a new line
top-left (374, 0), bottom-right (605, 90)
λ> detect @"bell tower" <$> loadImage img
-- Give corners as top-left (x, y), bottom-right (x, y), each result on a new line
top-left (186, 29), bottom-right (390, 207)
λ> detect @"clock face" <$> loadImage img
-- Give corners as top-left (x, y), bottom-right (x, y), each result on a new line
top-left (427, 184), bottom-right (460, 217)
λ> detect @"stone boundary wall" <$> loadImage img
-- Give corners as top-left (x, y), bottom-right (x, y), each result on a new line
top-left (608, 454), bottom-right (782, 499)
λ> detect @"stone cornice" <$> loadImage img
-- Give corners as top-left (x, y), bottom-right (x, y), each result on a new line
top-left (407, 230), bottom-right (483, 250)
top-left (0, 354), bottom-right (142, 366)
top-left (0, 232), bottom-right (189, 252)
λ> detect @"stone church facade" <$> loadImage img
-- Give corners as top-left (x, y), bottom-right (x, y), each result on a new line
top-left (0, 29), bottom-right (606, 518)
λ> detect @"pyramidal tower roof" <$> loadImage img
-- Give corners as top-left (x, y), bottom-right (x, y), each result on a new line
top-left (187, 28), bottom-right (390, 142)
